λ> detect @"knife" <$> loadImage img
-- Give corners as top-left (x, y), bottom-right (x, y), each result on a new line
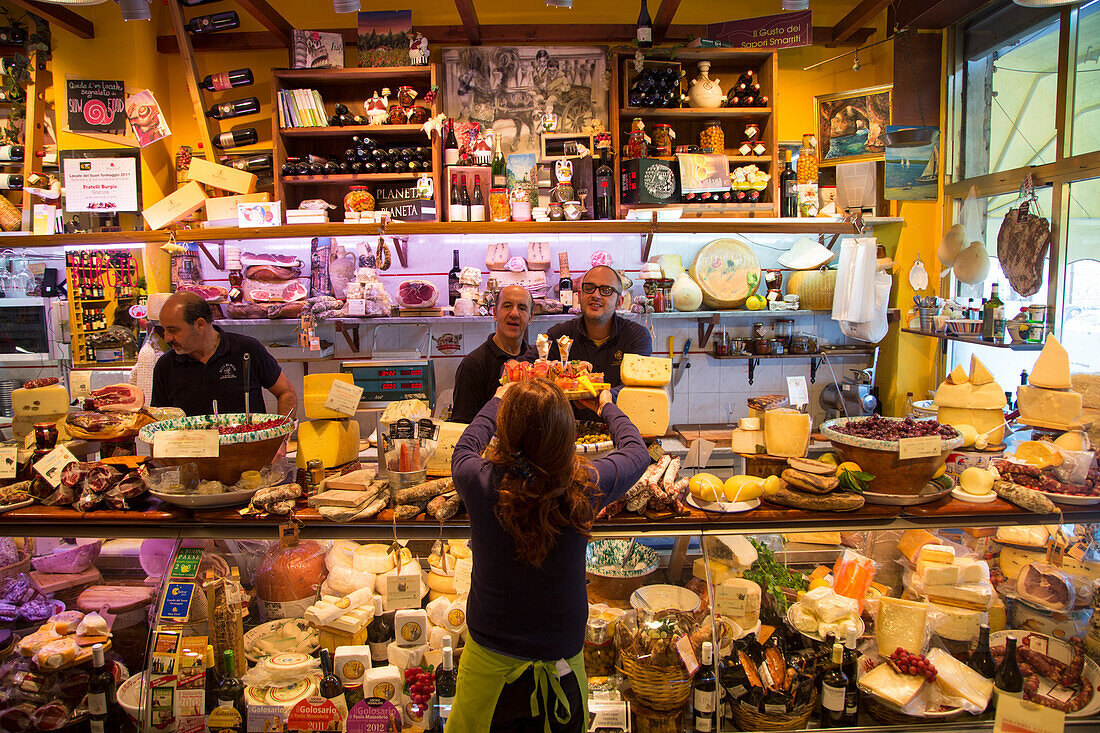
top-left (242, 353), bottom-right (251, 424)
top-left (670, 338), bottom-right (691, 400)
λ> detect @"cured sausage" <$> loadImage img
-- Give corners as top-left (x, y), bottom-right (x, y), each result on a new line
top-left (23, 378), bottom-right (59, 389)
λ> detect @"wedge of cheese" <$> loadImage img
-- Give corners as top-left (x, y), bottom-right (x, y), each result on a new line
top-left (730, 426), bottom-right (765, 454)
top-left (1018, 385), bottom-right (1083, 427)
top-left (929, 602), bottom-right (988, 642)
top-left (693, 557), bottom-right (733, 584)
top-left (926, 648), bottom-right (993, 711)
top-left (917, 544), bottom-right (956, 564)
top-left (617, 387), bottom-right (670, 438)
top-left (1029, 336), bottom-right (1071, 389)
top-left (12, 384), bottom-right (70, 440)
top-left (859, 662), bottom-right (925, 708)
top-left (934, 356), bottom-right (1007, 444)
top-left (898, 530), bottom-right (938, 563)
top-left (620, 354), bottom-right (672, 387)
top-left (915, 558), bottom-right (959, 586)
top-left (924, 580), bottom-right (994, 610)
top-left (296, 418), bottom-right (360, 468)
top-left (303, 373), bottom-right (358, 420)
top-left (875, 597), bottom-right (929, 656)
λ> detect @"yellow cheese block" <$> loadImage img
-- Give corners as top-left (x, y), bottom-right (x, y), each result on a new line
top-left (875, 597), bottom-right (930, 656)
top-left (616, 387), bottom-right (670, 438)
top-left (303, 373), bottom-right (358, 420)
top-left (730, 427), bottom-right (765, 454)
top-left (969, 355), bottom-right (995, 386)
top-left (296, 418), bottom-right (360, 468)
top-left (917, 544), bottom-right (955, 564)
top-left (11, 384), bottom-right (71, 440)
top-left (1018, 385), bottom-right (1083, 427)
top-left (859, 662), bottom-right (925, 708)
top-left (763, 408), bottom-right (810, 458)
top-left (620, 354), bottom-right (673, 387)
top-left (898, 530), bottom-right (938, 563)
top-left (692, 557), bottom-right (732, 584)
top-left (1029, 336), bottom-right (1071, 389)
top-left (927, 649), bottom-right (993, 710)
top-left (935, 407), bottom-right (1006, 445)
top-left (997, 546), bottom-right (1049, 580)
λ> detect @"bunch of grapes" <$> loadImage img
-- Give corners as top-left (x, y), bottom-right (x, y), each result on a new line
top-left (404, 665), bottom-right (436, 715)
top-left (889, 648), bottom-right (937, 681)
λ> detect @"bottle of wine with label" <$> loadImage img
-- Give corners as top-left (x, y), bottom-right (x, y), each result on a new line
top-left (200, 68), bottom-right (254, 92)
top-left (636, 0), bottom-right (653, 48)
top-left (213, 129), bottom-right (258, 150)
top-left (186, 11), bottom-right (239, 34)
top-left (206, 97), bottom-right (260, 119)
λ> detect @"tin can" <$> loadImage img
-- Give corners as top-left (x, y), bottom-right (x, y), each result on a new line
top-left (307, 459), bottom-right (325, 490)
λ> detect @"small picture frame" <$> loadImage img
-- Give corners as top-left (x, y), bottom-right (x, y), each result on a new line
top-left (238, 201), bottom-right (282, 227)
top-left (815, 84), bottom-right (892, 166)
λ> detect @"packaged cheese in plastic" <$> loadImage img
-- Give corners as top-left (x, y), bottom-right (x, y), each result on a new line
top-left (832, 549), bottom-right (876, 612)
top-left (925, 648), bottom-right (993, 713)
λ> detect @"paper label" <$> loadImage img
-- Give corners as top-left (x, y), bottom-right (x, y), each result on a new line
top-left (171, 547), bottom-right (204, 580)
top-left (160, 582), bottom-right (195, 621)
top-left (325, 380), bottom-right (364, 417)
top-left (347, 298), bottom-right (366, 316)
top-left (286, 696), bottom-right (342, 731)
top-left (247, 704), bottom-right (285, 732)
top-left (715, 584), bottom-right (749, 617)
top-left (993, 694), bottom-right (1065, 733)
top-left (154, 429), bottom-right (220, 458)
top-left (684, 438), bottom-right (716, 469)
top-left (70, 371), bottom-right (92, 398)
top-left (786, 376), bottom-right (809, 407)
top-left (453, 557), bottom-right (473, 595)
top-left (385, 574), bottom-right (421, 610)
top-left (1068, 543), bottom-right (1086, 561)
top-left (898, 435), bottom-right (943, 460)
top-left (346, 698), bottom-right (403, 733)
top-left (1025, 635), bottom-right (1049, 657)
top-left (675, 634), bottom-right (700, 676)
top-left (33, 445), bottom-right (78, 487)
top-left (587, 701), bottom-right (629, 731)
top-left (0, 445), bottom-right (17, 480)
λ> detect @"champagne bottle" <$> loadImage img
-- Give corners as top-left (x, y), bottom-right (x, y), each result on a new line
top-left (185, 11), bottom-right (239, 34)
top-left (692, 641), bottom-right (717, 732)
top-left (436, 645), bottom-right (458, 726)
top-left (444, 119), bottom-right (460, 166)
top-left (820, 643), bottom-right (847, 728)
top-left (213, 128), bottom-right (258, 150)
top-left (994, 636), bottom-right (1024, 700)
top-left (88, 644), bottom-right (117, 733)
top-left (491, 136), bottom-right (506, 187)
top-left (558, 252), bottom-right (573, 309)
top-left (470, 175), bottom-right (486, 221)
top-left (199, 68), bottom-right (254, 92)
top-left (448, 249), bottom-right (462, 306)
top-left (636, 0), bottom-right (653, 48)
top-left (206, 97), bottom-right (260, 119)
top-left (779, 149), bottom-right (796, 217)
top-left (367, 596), bottom-right (393, 667)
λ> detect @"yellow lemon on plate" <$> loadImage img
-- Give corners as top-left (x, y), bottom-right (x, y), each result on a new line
top-left (818, 453), bottom-right (839, 466)
top-left (932, 464), bottom-right (946, 479)
top-left (723, 475), bottom-right (763, 502)
top-left (762, 475), bottom-right (783, 496)
top-left (689, 473), bottom-right (723, 502)
top-left (837, 461), bottom-right (862, 475)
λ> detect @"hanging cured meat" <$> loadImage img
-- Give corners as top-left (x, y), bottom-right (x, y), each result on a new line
top-left (997, 210), bottom-right (1052, 297)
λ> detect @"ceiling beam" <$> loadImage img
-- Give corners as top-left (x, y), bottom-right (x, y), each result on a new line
top-left (889, 0), bottom-right (991, 30)
top-left (234, 0), bottom-right (293, 48)
top-left (4, 0), bottom-right (93, 40)
top-left (454, 0), bottom-right (482, 46)
top-left (826, 0), bottom-right (892, 48)
top-left (653, 0), bottom-right (682, 45)
top-left (158, 23), bottom-right (877, 54)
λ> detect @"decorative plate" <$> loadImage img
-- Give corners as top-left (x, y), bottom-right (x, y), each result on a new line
top-left (585, 539), bottom-right (659, 578)
top-left (863, 477), bottom-right (956, 506)
top-left (1037, 490), bottom-right (1100, 506)
top-left (149, 487), bottom-right (259, 509)
top-left (244, 618), bottom-right (319, 663)
top-left (686, 495), bottom-right (761, 514)
top-left (950, 487), bottom-right (997, 503)
top-left (138, 413), bottom-right (293, 447)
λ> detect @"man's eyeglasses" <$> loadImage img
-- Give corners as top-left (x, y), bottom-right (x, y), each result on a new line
top-left (580, 283), bottom-right (620, 297)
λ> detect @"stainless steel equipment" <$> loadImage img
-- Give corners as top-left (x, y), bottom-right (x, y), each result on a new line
top-left (819, 367), bottom-right (877, 421)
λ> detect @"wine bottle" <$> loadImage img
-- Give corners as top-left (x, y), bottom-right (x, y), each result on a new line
top-left (230, 154), bottom-right (271, 172)
top-left (0, 144), bottom-right (23, 162)
top-left (448, 249), bottom-right (461, 306)
top-left (212, 650), bottom-right (244, 732)
top-left (367, 596), bottom-right (393, 667)
top-left (779, 149), bottom-right (797, 217)
top-left (969, 625), bottom-right (996, 678)
top-left (319, 649), bottom-right (348, 720)
top-left (449, 173), bottom-right (465, 222)
top-left (200, 68), bottom-right (254, 92)
top-left (185, 11), bottom-right (239, 34)
top-left (558, 252), bottom-right (573, 310)
top-left (460, 174), bottom-right (472, 221)
top-left (470, 175), bottom-right (486, 221)
top-left (842, 629), bottom-right (860, 726)
top-left (636, 0), bottom-right (653, 48)
top-left (88, 644), bottom-right (117, 733)
top-left (436, 645), bottom-right (458, 726)
top-left (737, 69), bottom-right (755, 88)
top-left (595, 149), bottom-right (612, 220)
top-left (0, 174), bottom-right (23, 190)
top-left (491, 136), bottom-right (506, 187)
top-left (204, 644), bottom-right (220, 714)
top-left (213, 129), bottom-right (258, 150)
top-left (206, 97), bottom-right (260, 119)
top-left (693, 641), bottom-right (717, 732)
top-left (444, 119), bottom-right (460, 166)
top-left (820, 643), bottom-right (847, 728)
top-left (994, 636), bottom-right (1024, 701)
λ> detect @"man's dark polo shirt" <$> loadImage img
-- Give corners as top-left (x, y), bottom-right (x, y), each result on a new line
top-left (450, 334), bottom-right (529, 423)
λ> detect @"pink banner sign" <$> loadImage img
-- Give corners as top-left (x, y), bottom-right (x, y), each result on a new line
top-left (708, 11), bottom-right (812, 50)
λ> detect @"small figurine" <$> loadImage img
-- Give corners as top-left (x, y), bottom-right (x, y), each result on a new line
top-left (539, 102), bottom-right (559, 133)
top-left (471, 135), bottom-right (493, 165)
top-left (365, 90), bottom-right (388, 125)
top-left (409, 31), bottom-right (429, 65)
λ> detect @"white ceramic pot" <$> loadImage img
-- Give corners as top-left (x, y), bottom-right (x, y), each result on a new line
top-left (687, 61), bottom-right (724, 108)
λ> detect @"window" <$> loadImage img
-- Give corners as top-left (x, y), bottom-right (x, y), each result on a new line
top-left (1062, 176), bottom-right (1100, 371)
top-left (1071, 1), bottom-right (1100, 156)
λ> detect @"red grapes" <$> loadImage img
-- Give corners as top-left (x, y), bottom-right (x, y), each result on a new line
top-left (889, 647), bottom-right (937, 682)
top-left (834, 416), bottom-right (958, 441)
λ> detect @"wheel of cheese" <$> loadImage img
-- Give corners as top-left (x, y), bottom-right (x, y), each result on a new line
top-left (786, 269), bottom-right (837, 311)
top-left (689, 238), bottom-right (761, 309)
top-left (425, 571), bottom-right (456, 595)
top-left (325, 541), bottom-right (361, 571)
top-left (427, 588), bottom-right (459, 604)
top-left (355, 544), bottom-right (402, 574)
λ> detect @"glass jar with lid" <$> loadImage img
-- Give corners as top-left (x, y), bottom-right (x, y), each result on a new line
top-left (699, 120), bottom-right (724, 153)
top-left (651, 123), bottom-right (674, 156)
top-left (397, 86), bottom-right (418, 107)
top-left (344, 186), bottom-right (375, 212)
top-left (773, 318), bottom-right (794, 345)
top-left (797, 134), bottom-right (818, 184)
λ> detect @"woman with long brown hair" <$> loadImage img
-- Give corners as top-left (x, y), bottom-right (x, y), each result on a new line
top-left (447, 379), bottom-right (649, 732)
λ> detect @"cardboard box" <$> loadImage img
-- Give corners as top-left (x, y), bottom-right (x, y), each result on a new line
top-left (205, 192), bottom-right (270, 221)
top-left (143, 181), bottom-right (208, 231)
top-left (375, 197), bottom-right (436, 222)
top-left (443, 166), bottom-right (491, 221)
top-left (186, 157), bottom-right (257, 194)
top-left (620, 158), bottom-right (680, 205)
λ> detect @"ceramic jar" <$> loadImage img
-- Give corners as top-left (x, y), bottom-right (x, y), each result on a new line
top-left (687, 61), bottom-right (724, 109)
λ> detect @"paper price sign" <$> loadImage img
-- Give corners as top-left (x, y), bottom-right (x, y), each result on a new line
top-left (154, 429), bottom-right (220, 458)
top-left (715, 584), bottom-right (750, 617)
top-left (0, 445), bottom-right (17, 480)
top-left (684, 438), bottom-right (716, 469)
top-left (994, 694), bottom-right (1065, 733)
top-left (70, 371), bottom-right (92, 398)
top-left (34, 445), bottom-right (78, 487)
top-left (325, 379), bottom-right (364, 417)
top-left (786, 376), bottom-right (809, 407)
top-left (898, 435), bottom-right (943, 460)
top-left (385, 574), bottom-right (422, 611)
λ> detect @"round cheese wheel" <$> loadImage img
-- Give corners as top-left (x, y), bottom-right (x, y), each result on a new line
top-left (426, 596), bottom-right (450, 627)
top-left (325, 540), bottom-right (360, 571)
top-left (442, 598), bottom-right (467, 634)
top-left (327, 566), bottom-right (377, 597)
top-left (427, 588), bottom-right (459, 604)
top-left (355, 544), bottom-right (398, 574)
top-left (689, 238), bottom-right (761, 309)
top-left (426, 571), bottom-right (456, 595)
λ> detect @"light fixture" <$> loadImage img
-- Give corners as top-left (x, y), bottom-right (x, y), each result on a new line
top-left (118, 0), bottom-right (151, 21)
top-left (546, 0), bottom-right (574, 7)
top-left (1013, 0), bottom-right (1083, 6)
top-left (35, 0), bottom-right (107, 4)
top-left (333, 0), bottom-right (361, 12)
top-left (783, 0), bottom-right (810, 9)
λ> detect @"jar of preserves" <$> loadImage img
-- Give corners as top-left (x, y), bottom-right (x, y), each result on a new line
top-left (406, 105), bottom-right (430, 125)
top-left (700, 120), bottom-right (724, 152)
top-left (651, 123), bottom-right (674, 156)
top-left (397, 86), bottom-right (418, 107)
top-left (797, 133), bottom-right (818, 184)
top-left (548, 202), bottom-right (564, 221)
top-left (343, 186), bottom-right (375, 212)
top-left (489, 188), bottom-right (510, 222)
top-left (626, 130), bottom-right (647, 160)
top-left (583, 619), bottom-right (616, 677)
top-left (387, 104), bottom-right (409, 125)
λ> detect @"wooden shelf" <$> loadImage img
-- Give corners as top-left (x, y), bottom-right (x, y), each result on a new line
top-left (282, 173), bottom-right (424, 184)
top-left (727, 156), bottom-right (773, 163)
top-left (280, 124), bottom-right (428, 138)
top-left (273, 66), bottom-right (433, 84)
top-left (620, 107), bottom-right (771, 118)
top-left (901, 328), bottom-right (1044, 353)
top-left (713, 347), bottom-right (876, 384)
top-left (622, 202), bottom-right (773, 218)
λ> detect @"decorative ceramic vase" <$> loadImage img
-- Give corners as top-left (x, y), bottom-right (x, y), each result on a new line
top-left (687, 61), bottom-right (724, 109)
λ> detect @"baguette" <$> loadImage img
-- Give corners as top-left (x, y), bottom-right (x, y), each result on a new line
top-left (786, 457), bottom-right (840, 476)
top-left (781, 469), bottom-right (839, 494)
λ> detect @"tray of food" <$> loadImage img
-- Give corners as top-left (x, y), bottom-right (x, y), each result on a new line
top-left (990, 631), bottom-right (1099, 717)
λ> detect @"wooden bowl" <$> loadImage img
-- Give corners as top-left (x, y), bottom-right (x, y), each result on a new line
top-left (820, 418), bottom-right (963, 496)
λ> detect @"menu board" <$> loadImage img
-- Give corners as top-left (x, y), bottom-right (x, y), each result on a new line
top-left (66, 78), bottom-right (126, 135)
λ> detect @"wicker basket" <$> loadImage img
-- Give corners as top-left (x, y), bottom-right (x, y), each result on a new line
top-left (863, 693), bottom-right (966, 725)
top-left (729, 691), bottom-right (817, 732)
top-left (617, 654), bottom-right (694, 712)
top-left (0, 195), bottom-right (20, 232)
top-left (0, 549), bottom-right (31, 583)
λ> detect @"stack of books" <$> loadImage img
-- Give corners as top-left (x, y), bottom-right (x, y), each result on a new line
top-left (278, 88), bottom-right (328, 127)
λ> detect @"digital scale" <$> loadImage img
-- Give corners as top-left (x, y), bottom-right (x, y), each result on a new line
top-left (340, 359), bottom-right (436, 408)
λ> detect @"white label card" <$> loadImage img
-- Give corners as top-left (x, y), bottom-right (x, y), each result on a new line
top-left (993, 694), bottom-right (1065, 733)
top-left (385, 574), bottom-right (422, 610)
top-left (154, 430), bottom-right (220, 459)
top-left (675, 634), bottom-right (700, 676)
top-left (588, 701), bottom-right (629, 731)
top-left (0, 445), bottom-right (17, 480)
top-left (786, 376), bottom-right (809, 407)
top-left (347, 298), bottom-right (366, 317)
top-left (715, 584), bottom-right (749, 617)
top-left (684, 438), bottom-right (716, 469)
top-left (324, 380), bottom-right (363, 417)
top-left (34, 445), bottom-right (78, 487)
top-left (453, 557), bottom-right (473, 595)
top-left (898, 435), bottom-right (943, 460)
top-left (70, 371), bottom-right (92, 399)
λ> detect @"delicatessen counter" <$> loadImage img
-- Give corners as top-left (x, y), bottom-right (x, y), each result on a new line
top-left (0, 347), bottom-right (1099, 733)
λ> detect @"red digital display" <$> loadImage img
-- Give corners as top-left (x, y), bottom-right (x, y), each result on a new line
top-left (381, 383), bottom-right (397, 390)
top-left (401, 369), bottom-right (420, 376)
top-left (378, 369), bottom-right (397, 377)
top-left (402, 382), bottom-right (423, 389)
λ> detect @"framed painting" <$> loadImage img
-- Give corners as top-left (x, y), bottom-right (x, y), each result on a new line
top-left (815, 84), bottom-right (892, 165)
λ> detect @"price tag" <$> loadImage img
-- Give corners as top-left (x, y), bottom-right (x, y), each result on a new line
top-left (324, 379), bottom-right (364, 417)
top-left (684, 438), bottom-right (716, 469)
top-left (588, 701), bottom-right (629, 729)
top-left (0, 445), bottom-right (18, 480)
top-left (70, 371), bottom-right (92, 399)
top-left (675, 634), bottom-right (700, 676)
top-left (898, 435), bottom-right (943, 460)
top-left (159, 582), bottom-right (195, 621)
top-left (33, 445), bottom-right (77, 487)
top-left (1067, 543), bottom-right (1086, 561)
top-left (715, 584), bottom-right (750, 617)
top-left (994, 694), bottom-right (1065, 733)
top-left (453, 557), bottom-right (473, 595)
top-left (385, 574), bottom-right (422, 611)
top-left (154, 430), bottom-right (220, 458)
top-left (786, 376), bottom-right (809, 407)
top-left (1024, 634), bottom-right (1049, 656)
top-left (347, 298), bottom-right (366, 317)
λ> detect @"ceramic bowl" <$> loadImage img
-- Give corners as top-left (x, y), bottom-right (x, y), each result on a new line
top-left (585, 539), bottom-right (660, 600)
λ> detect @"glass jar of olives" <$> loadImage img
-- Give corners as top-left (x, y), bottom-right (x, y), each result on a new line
top-left (700, 120), bottom-right (724, 153)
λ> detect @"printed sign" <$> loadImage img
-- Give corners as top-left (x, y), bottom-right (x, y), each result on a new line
top-left (171, 547), bottom-right (204, 580)
top-left (707, 11), bottom-right (813, 50)
top-left (715, 583), bottom-right (750, 617)
top-left (286, 696), bottom-right (342, 732)
top-left (993, 694), bottom-right (1065, 733)
top-left (34, 445), bottom-right (78, 487)
top-left (124, 89), bottom-right (171, 147)
top-left (898, 435), bottom-right (943, 460)
top-left (346, 698), bottom-right (403, 733)
top-left (325, 380), bottom-right (364, 417)
top-left (160, 582), bottom-right (195, 621)
top-left (385, 574), bottom-right (422, 611)
top-left (66, 79), bottom-right (126, 134)
top-left (61, 155), bottom-right (140, 213)
top-left (0, 445), bottom-right (17, 480)
top-left (786, 376), bottom-right (809, 407)
top-left (154, 430), bottom-right (220, 459)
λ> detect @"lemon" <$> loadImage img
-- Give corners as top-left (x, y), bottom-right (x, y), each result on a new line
top-left (932, 464), bottom-right (946, 479)
top-left (723, 474), bottom-right (763, 502)
top-left (808, 577), bottom-right (831, 591)
top-left (762, 475), bottom-right (783, 496)
top-left (818, 453), bottom-right (839, 466)
top-left (837, 461), bottom-right (862, 475)
top-left (745, 294), bottom-right (767, 311)
top-left (689, 473), bottom-right (723, 502)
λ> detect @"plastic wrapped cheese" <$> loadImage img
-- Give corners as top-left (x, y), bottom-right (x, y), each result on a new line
top-left (325, 540), bottom-right (360, 571)
top-left (926, 648), bottom-right (993, 712)
top-left (789, 604), bottom-right (818, 634)
top-left (426, 596), bottom-right (450, 627)
top-left (326, 566), bottom-right (376, 597)
top-left (875, 597), bottom-right (929, 656)
top-left (442, 597), bottom-right (467, 634)
top-left (859, 662), bottom-right (925, 709)
top-left (386, 642), bottom-right (427, 671)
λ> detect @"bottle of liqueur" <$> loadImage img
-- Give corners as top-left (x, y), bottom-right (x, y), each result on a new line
top-left (436, 645), bottom-right (458, 726)
top-left (470, 175), bottom-right (486, 222)
top-left (636, 0), bottom-right (653, 48)
top-left (206, 97), bottom-right (260, 120)
top-left (692, 641), bottom-right (718, 732)
top-left (443, 119), bottom-right (460, 166)
top-left (213, 129), bottom-right (258, 150)
top-left (595, 149), bottom-right (613, 220)
top-left (200, 68), bottom-right (254, 92)
top-left (448, 250), bottom-right (462, 306)
top-left (558, 252), bottom-right (573, 310)
top-left (779, 149), bottom-right (797, 217)
top-left (368, 596), bottom-right (393, 667)
top-left (185, 11), bottom-right (239, 34)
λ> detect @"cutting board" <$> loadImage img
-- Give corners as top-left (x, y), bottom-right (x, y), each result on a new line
top-left (323, 469), bottom-right (377, 491)
top-left (307, 489), bottom-right (374, 509)
top-left (76, 585), bottom-right (155, 613)
top-left (30, 568), bottom-right (102, 596)
top-left (672, 424), bottom-right (731, 445)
